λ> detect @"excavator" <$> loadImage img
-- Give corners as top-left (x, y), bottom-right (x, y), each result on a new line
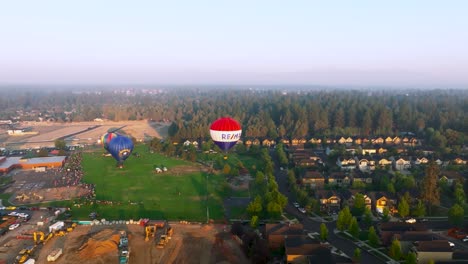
top-left (145, 225), bottom-right (156, 242)
top-left (66, 223), bottom-right (77, 232)
top-left (156, 226), bottom-right (173, 248)
top-left (16, 193), bottom-right (30, 201)
top-left (33, 231), bottom-right (45, 245)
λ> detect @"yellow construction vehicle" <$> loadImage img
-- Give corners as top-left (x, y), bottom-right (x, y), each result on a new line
top-left (15, 193), bottom-right (30, 201)
top-left (166, 227), bottom-right (173, 239)
top-left (33, 231), bottom-right (45, 245)
top-left (33, 192), bottom-right (43, 200)
top-left (43, 232), bottom-right (54, 244)
top-left (55, 230), bottom-right (66, 237)
top-left (156, 235), bottom-right (168, 248)
top-left (16, 254), bottom-right (28, 264)
top-left (145, 225), bottom-right (156, 242)
top-left (66, 223), bottom-right (77, 232)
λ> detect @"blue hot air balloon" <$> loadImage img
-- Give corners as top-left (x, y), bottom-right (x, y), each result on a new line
top-left (107, 135), bottom-right (134, 168)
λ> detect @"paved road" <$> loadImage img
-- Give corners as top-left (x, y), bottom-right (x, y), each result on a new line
top-left (271, 151), bottom-right (387, 264)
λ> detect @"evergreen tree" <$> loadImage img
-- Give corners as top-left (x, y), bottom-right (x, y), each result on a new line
top-left (320, 223), bottom-right (328, 241)
top-left (389, 238), bottom-right (402, 260)
top-left (352, 193), bottom-right (366, 216)
top-left (448, 204), bottom-right (464, 227)
top-left (398, 197), bottom-right (410, 218)
top-left (405, 252), bottom-right (417, 264)
top-left (337, 206), bottom-right (353, 231)
top-left (368, 226), bottom-right (379, 247)
top-left (353, 248), bottom-right (361, 263)
top-left (348, 217), bottom-right (360, 238)
top-left (247, 196), bottom-right (263, 216)
top-left (363, 208), bottom-right (373, 227)
top-left (250, 215), bottom-right (259, 228)
top-left (412, 199), bottom-right (426, 217)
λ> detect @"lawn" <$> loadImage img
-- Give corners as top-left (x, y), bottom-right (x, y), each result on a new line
top-left (63, 145), bottom-right (228, 221)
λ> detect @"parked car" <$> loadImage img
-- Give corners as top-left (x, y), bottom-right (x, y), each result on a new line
top-left (462, 236), bottom-right (468, 242)
top-left (298, 208), bottom-right (306, 214)
top-left (405, 218), bottom-right (417, 224)
top-left (449, 241), bottom-right (455, 248)
top-left (293, 202), bottom-right (300, 208)
top-left (9, 223), bottom-right (20, 230)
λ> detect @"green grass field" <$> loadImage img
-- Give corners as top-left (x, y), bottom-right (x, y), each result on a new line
top-left (64, 145), bottom-right (228, 221)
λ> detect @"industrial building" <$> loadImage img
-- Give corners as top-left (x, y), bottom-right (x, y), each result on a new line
top-left (0, 156), bottom-right (66, 174)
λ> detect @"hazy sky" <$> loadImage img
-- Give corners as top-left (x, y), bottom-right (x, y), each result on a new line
top-left (1, 1), bottom-right (467, 87)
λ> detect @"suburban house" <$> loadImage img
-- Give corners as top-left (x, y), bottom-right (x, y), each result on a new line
top-left (262, 139), bottom-right (276, 147)
top-left (377, 222), bottom-right (428, 246)
top-left (252, 138), bottom-right (260, 146)
top-left (393, 157), bottom-right (411, 171)
top-left (385, 137), bottom-right (393, 144)
top-left (372, 137), bottom-right (385, 145)
top-left (354, 138), bottom-right (363, 145)
top-left (454, 158), bottom-right (467, 165)
top-left (393, 136), bottom-right (401, 145)
top-left (285, 236), bottom-right (332, 264)
top-left (315, 190), bottom-right (341, 213)
top-left (413, 157), bottom-right (429, 166)
top-left (370, 192), bottom-right (397, 214)
top-left (410, 240), bottom-right (453, 264)
top-left (439, 171), bottom-right (463, 186)
top-left (377, 147), bottom-right (388, 154)
top-left (308, 138), bottom-right (322, 145)
top-left (397, 231), bottom-right (437, 254)
top-left (351, 171), bottom-right (373, 184)
top-left (291, 138), bottom-right (307, 146)
top-left (265, 223), bottom-right (304, 250)
top-left (302, 170), bottom-right (325, 189)
top-left (358, 158), bottom-right (375, 172)
top-left (245, 140), bottom-right (252, 147)
top-left (291, 149), bottom-right (322, 167)
top-left (347, 193), bottom-right (372, 210)
top-left (336, 158), bottom-right (357, 171)
top-left (281, 139), bottom-right (290, 145)
top-left (378, 158), bottom-right (393, 168)
top-left (328, 172), bottom-right (351, 187)
top-left (361, 148), bottom-right (377, 155)
top-left (406, 138), bottom-right (419, 146)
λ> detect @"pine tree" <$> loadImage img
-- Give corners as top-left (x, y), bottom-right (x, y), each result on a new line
top-left (320, 223), bottom-right (328, 241)
top-left (368, 226), bottom-right (379, 247)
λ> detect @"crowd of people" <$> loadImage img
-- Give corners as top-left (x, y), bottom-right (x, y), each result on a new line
top-left (51, 152), bottom-right (95, 199)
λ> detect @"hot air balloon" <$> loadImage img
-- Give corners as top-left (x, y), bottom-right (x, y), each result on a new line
top-left (101, 132), bottom-right (118, 151)
top-left (107, 135), bottom-right (134, 168)
top-left (210, 117), bottom-right (242, 159)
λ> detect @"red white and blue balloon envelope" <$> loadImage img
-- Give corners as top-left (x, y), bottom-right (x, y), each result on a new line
top-left (210, 117), bottom-right (242, 151)
top-left (101, 132), bottom-right (118, 151)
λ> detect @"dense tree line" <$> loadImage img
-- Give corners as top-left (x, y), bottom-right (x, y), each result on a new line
top-left (1, 88), bottom-right (467, 146)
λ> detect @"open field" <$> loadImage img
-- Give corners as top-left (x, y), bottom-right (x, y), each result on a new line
top-left (71, 145), bottom-right (228, 221)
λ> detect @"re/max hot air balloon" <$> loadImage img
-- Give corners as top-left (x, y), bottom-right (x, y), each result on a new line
top-left (101, 132), bottom-right (118, 151)
top-left (210, 117), bottom-right (242, 159)
top-left (107, 135), bottom-right (134, 168)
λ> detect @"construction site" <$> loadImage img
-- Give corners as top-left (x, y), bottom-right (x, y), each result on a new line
top-left (0, 219), bottom-right (248, 264)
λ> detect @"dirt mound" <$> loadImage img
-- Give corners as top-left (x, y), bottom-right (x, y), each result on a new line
top-left (78, 230), bottom-right (119, 259)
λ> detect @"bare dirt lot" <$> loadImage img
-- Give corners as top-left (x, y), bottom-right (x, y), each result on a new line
top-left (32, 223), bottom-right (248, 264)
top-left (2, 120), bottom-right (170, 149)
top-left (6, 169), bottom-right (92, 205)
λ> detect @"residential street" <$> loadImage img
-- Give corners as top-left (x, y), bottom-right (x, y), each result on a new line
top-left (272, 150), bottom-right (387, 264)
